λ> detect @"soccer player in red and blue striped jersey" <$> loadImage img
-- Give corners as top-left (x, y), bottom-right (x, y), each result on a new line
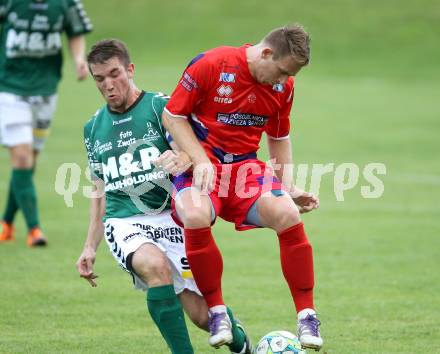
top-left (162, 24), bottom-right (323, 351)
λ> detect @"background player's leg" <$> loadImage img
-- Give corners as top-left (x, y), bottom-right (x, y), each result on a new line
top-left (8, 144), bottom-right (47, 246)
top-left (0, 96), bottom-right (40, 244)
top-left (20, 94), bottom-right (56, 245)
top-left (131, 243), bottom-right (194, 354)
top-left (1, 173), bottom-right (19, 242)
top-left (3, 173), bottom-right (19, 225)
top-left (2, 151), bottom-right (37, 228)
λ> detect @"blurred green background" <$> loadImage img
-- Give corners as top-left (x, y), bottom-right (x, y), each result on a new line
top-left (1, 0), bottom-right (439, 353)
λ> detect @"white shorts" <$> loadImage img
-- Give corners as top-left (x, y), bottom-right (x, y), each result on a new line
top-left (104, 210), bottom-right (200, 295)
top-left (0, 92), bottom-right (58, 151)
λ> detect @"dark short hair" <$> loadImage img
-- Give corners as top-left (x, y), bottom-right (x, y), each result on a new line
top-left (87, 39), bottom-right (131, 68)
top-left (263, 24), bottom-right (311, 65)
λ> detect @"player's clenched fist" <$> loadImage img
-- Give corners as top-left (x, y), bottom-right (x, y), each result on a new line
top-left (76, 60), bottom-right (89, 81)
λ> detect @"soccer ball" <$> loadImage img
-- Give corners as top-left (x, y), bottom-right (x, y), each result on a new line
top-left (254, 330), bottom-right (306, 354)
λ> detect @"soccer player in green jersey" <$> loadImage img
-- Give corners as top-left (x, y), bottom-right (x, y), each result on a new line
top-left (75, 39), bottom-right (252, 354)
top-left (0, 0), bottom-right (92, 246)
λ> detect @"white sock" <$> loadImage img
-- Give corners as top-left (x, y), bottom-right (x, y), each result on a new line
top-left (298, 308), bottom-right (316, 320)
top-left (209, 305), bottom-right (227, 314)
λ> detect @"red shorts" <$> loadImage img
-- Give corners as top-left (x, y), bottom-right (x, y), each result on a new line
top-left (171, 159), bottom-right (286, 231)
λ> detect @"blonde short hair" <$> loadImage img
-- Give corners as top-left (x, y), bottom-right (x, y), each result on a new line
top-left (263, 24), bottom-right (311, 65)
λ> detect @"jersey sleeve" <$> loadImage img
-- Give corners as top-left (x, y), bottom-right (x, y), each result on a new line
top-left (152, 92), bottom-right (170, 134)
top-left (63, 0), bottom-right (93, 38)
top-left (84, 120), bottom-right (103, 181)
top-left (164, 53), bottom-right (215, 119)
top-left (265, 80), bottom-right (294, 140)
top-left (152, 92), bottom-right (173, 147)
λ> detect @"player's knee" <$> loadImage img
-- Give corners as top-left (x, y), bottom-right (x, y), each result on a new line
top-left (260, 199), bottom-right (301, 231)
top-left (10, 148), bottom-right (33, 169)
top-left (175, 190), bottom-right (212, 227)
top-left (132, 248), bottom-right (173, 286)
top-left (277, 206), bottom-right (301, 229)
top-left (180, 206), bottom-right (211, 228)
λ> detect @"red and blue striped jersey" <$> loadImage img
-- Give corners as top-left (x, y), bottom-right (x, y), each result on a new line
top-left (165, 45), bottom-right (294, 163)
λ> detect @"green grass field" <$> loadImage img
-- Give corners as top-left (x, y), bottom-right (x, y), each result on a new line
top-left (1, 0), bottom-right (439, 353)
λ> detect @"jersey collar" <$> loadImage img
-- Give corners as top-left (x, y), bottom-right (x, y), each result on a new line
top-left (107, 90), bottom-right (145, 115)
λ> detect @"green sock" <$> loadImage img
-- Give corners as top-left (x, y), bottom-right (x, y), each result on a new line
top-left (227, 307), bottom-right (246, 353)
top-left (2, 173), bottom-right (18, 224)
top-left (11, 169), bottom-right (39, 230)
top-left (147, 285), bottom-right (194, 354)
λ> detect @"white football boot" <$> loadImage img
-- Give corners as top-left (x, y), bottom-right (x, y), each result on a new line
top-left (297, 308), bottom-right (323, 351)
top-left (208, 307), bottom-right (233, 348)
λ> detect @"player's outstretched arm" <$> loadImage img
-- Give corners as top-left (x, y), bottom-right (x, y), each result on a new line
top-left (162, 111), bottom-right (214, 193)
top-left (76, 180), bottom-right (105, 287)
top-left (267, 137), bottom-right (319, 213)
top-left (68, 35), bottom-right (88, 81)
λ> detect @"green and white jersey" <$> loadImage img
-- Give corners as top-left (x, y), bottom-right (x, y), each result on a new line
top-left (0, 0), bottom-right (92, 96)
top-left (84, 91), bottom-right (173, 221)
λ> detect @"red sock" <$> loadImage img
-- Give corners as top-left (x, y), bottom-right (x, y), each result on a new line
top-left (277, 222), bottom-right (315, 312)
top-left (184, 227), bottom-right (224, 307)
